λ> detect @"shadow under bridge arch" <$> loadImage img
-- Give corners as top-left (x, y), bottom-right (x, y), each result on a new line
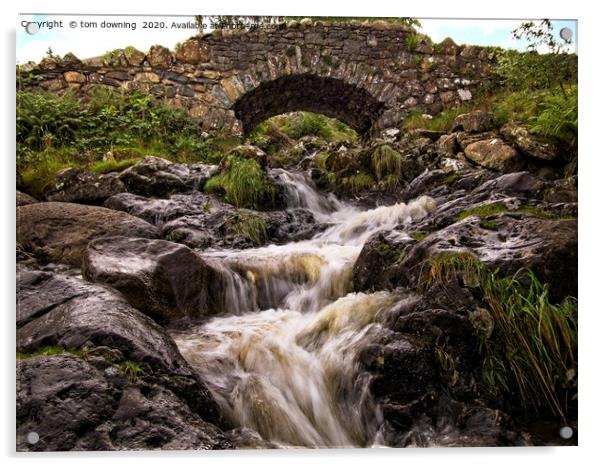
top-left (232, 73), bottom-right (386, 137)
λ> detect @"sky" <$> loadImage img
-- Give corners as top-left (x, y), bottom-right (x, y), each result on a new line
top-left (16, 14), bottom-right (577, 64)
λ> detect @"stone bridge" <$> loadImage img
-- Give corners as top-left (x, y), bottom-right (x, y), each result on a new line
top-left (20, 19), bottom-right (499, 138)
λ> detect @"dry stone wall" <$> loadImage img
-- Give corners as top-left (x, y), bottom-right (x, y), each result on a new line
top-left (19, 20), bottom-right (500, 137)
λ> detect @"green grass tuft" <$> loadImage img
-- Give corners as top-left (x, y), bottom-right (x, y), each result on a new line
top-left (479, 219), bottom-right (499, 231)
top-left (410, 231), bottom-right (429, 241)
top-left (17, 345), bottom-right (86, 360)
top-left (342, 172), bottom-right (374, 194)
top-left (205, 156), bottom-right (275, 209)
top-left (371, 145), bottom-right (402, 181)
top-left (457, 203), bottom-right (508, 221)
top-left (421, 252), bottom-right (577, 419)
top-left (227, 212), bottom-right (268, 245)
top-left (120, 360), bottom-right (144, 382)
top-left (89, 158), bottom-right (139, 174)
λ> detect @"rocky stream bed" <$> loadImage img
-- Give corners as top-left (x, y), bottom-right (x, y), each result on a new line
top-left (16, 111), bottom-right (577, 450)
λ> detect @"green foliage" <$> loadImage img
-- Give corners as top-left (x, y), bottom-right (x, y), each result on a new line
top-left (248, 112), bottom-right (357, 157)
top-left (342, 172), bottom-right (374, 193)
top-left (227, 212), bottom-right (268, 244)
top-left (20, 148), bottom-right (78, 197)
top-left (381, 174), bottom-right (400, 190)
top-left (457, 203), bottom-right (508, 221)
top-left (16, 88), bottom-right (220, 168)
top-left (402, 107), bottom-right (468, 132)
top-left (120, 361), bottom-right (144, 382)
top-left (442, 172), bottom-right (461, 186)
top-left (494, 50), bottom-right (576, 93)
top-left (16, 345), bottom-right (85, 360)
top-left (371, 145), bottom-right (402, 181)
top-left (205, 156), bottom-right (275, 209)
top-left (279, 112), bottom-right (356, 142)
top-left (479, 270), bottom-right (577, 419)
top-left (479, 219), bottom-right (499, 231)
top-left (422, 252), bottom-right (577, 419)
top-left (457, 202), bottom-right (565, 222)
top-left (90, 158), bottom-right (139, 174)
top-left (286, 46), bottom-right (296, 57)
top-left (410, 231), bottom-right (428, 241)
top-left (530, 86), bottom-right (578, 148)
top-left (321, 54), bottom-right (333, 66)
top-left (405, 33), bottom-right (419, 51)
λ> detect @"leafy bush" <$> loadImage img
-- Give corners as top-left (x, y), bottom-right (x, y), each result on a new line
top-left (205, 156), bottom-right (275, 209)
top-left (530, 86), bottom-right (578, 148)
top-left (16, 88), bottom-right (221, 168)
top-left (494, 50), bottom-right (576, 93)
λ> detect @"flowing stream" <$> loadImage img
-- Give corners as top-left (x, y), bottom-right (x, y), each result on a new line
top-left (171, 170), bottom-right (436, 448)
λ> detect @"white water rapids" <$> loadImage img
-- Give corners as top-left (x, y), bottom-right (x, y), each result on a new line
top-left (171, 171), bottom-right (436, 448)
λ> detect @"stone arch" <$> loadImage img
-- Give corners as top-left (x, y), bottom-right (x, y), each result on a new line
top-left (231, 73), bottom-right (386, 135)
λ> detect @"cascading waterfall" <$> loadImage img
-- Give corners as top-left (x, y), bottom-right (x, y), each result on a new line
top-left (171, 169), bottom-right (436, 448)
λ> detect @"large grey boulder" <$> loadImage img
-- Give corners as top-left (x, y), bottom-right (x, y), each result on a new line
top-left (16, 202), bottom-right (159, 266)
top-left (16, 276), bottom-right (222, 424)
top-left (118, 156), bottom-right (217, 197)
top-left (17, 355), bottom-right (231, 451)
top-left (44, 167), bottom-right (126, 204)
top-left (82, 236), bottom-right (216, 322)
top-left (501, 122), bottom-right (558, 161)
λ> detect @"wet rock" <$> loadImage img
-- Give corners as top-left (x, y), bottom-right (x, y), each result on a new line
top-left (464, 138), bottom-right (524, 172)
top-left (501, 122), bottom-right (558, 161)
top-left (16, 202), bottom-right (159, 266)
top-left (16, 191), bottom-right (38, 206)
top-left (104, 192), bottom-right (215, 225)
top-left (543, 176), bottom-right (578, 203)
top-left (44, 167), bottom-right (126, 204)
top-left (400, 214), bottom-right (577, 300)
top-left (452, 110), bottom-right (493, 133)
top-left (162, 207), bottom-right (320, 250)
top-left (471, 171), bottom-right (545, 198)
top-left (17, 355), bottom-right (231, 451)
top-left (17, 355), bottom-right (119, 451)
top-left (94, 384), bottom-right (230, 450)
top-left (118, 156), bottom-right (217, 197)
top-left (360, 334), bottom-right (438, 403)
top-left (16, 278), bottom-right (221, 423)
top-left (16, 269), bottom-right (91, 327)
top-left (386, 395), bottom-right (527, 447)
top-left (82, 236), bottom-right (217, 322)
top-left (265, 209), bottom-right (322, 243)
top-left (352, 231), bottom-right (412, 292)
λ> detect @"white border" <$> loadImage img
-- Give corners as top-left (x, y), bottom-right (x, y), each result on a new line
top-left (3, 1), bottom-right (600, 465)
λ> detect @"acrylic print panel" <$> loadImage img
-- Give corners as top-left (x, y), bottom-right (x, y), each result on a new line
top-left (15, 14), bottom-right (577, 451)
